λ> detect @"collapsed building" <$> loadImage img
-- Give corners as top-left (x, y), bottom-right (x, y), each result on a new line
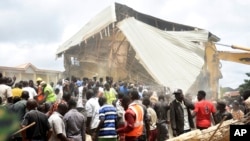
top-left (56, 2), bottom-right (220, 95)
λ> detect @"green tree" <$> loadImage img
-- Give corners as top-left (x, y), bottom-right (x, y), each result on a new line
top-left (238, 73), bottom-right (250, 95)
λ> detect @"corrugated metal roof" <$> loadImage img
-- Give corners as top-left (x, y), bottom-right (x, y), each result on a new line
top-left (117, 17), bottom-right (206, 92)
top-left (56, 3), bottom-right (116, 56)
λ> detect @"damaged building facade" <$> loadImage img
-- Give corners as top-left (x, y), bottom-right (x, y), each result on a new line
top-left (56, 3), bottom-right (220, 95)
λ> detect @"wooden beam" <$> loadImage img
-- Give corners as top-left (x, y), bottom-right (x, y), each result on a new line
top-left (12, 122), bottom-right (36, 136)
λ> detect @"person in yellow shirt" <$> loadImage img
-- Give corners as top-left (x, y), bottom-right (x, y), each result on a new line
top-left (40, 81), bottom-right (56, 104)
top-left (12, 82), bottom-right (23, 97)
top-left (103, 83), bottom-right (117, 105)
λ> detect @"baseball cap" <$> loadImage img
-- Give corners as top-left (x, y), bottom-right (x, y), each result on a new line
top-left (36, 77), bottom-right (42, 81)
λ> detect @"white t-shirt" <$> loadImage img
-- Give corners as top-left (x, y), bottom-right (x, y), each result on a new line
top-left (181, 102), bottom-right (190, 130)
top-left (22, 86), bottom-right (37, 99)
top-left (147, 107), bottom-right (157, 130)
top-left (77, 86), bottom-right (83, 108)
top-left (48, 112), bottom-right (66, 141)
top-left (85, 97), bottom-right (100, 129)
top-left (0, 84), bottom-right (12, 104)
top-left (55, 85), bottom-right (63, 101)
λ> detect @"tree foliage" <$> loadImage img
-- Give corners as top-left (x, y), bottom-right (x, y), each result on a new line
top-left (238, 73), bottom-right (250, 95)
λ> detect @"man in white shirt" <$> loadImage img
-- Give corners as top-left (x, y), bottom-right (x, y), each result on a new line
top-left (170, 89), bottom-right (195, 137)
top-left (0, 77), bottom-right (12, 105)
top-left (22, 80), bottom-right (37, 100)
top-left (48, 101), bottom-right (68, 141)
top-left (85, 88), bottom-right (100, 141)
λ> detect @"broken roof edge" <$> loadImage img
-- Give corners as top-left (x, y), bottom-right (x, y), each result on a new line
top-left (114, 2), bottom-right (220, 42)
top-left (56, 3), bottom-right (117, 57)
top-left (208, 32), bottom-right (220, 42)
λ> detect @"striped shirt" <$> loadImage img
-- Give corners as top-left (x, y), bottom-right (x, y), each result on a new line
top-left (98, 104), bottom-right (117, 138)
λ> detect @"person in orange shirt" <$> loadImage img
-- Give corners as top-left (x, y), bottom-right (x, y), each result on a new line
top-left (12, 82), bottom-right (23, 98)
top-left (36, 77), bottom-right (44, 104)
top-left (117, 90), bottom-right (144, 141)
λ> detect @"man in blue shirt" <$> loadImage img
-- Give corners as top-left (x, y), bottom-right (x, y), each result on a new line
top-left (96, 96), bottom-right (117, 141)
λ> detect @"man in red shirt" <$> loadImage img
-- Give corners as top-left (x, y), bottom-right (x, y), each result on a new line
top-left (192, 90), bottom-right (216, 130)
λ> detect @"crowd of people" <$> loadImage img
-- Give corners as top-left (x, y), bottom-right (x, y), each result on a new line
top-left (1, 72), bottom-right (250, 141)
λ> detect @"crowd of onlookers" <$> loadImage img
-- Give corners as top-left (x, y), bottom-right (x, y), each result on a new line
top-left (1, 72), bottom-right (250, 141)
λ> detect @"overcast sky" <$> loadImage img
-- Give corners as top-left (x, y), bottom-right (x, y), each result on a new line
top-left (0, 0), bottom-right (249, 89)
